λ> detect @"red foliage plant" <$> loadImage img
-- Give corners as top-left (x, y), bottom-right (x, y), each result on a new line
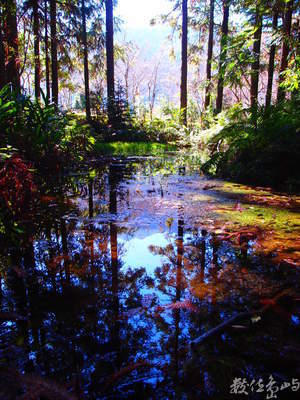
top-left (0, 155), bottom-right (36, 217)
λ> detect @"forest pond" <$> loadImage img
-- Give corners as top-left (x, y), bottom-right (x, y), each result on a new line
top-left (1, 154), bottom-right (300, 399)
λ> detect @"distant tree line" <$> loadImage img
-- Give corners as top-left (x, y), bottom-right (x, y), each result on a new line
top-left (0, 0), bottom-right (299, 125)
top-left (162, 0), bottom-right (298, 124)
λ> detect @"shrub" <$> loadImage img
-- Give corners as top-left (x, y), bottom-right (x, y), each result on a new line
top-left (0, 154), bottom-right (36, 218)
top-left (0, 85), bottom-right (66, 167)
top-left (202, 98), bottom-right (300, 191)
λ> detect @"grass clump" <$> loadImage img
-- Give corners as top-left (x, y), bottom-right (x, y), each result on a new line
top-left (94, 141), bottom-right (177, 156)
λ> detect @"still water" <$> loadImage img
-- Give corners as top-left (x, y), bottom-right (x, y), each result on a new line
top-left (1, 155), bottom-right (299, 399)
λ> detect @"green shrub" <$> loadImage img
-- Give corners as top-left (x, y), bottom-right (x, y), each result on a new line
top-left (202, 98), bottom-right (300, 191)
top-left (0, 85), bottom-right (67, 167)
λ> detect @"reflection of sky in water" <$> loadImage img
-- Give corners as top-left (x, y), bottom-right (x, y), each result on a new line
top-left (120, 230), bottom-right (172, 306)
top-left (120, 227), bottom-right (191, 353)
top-left (120, 232), bottom-right (169, 275)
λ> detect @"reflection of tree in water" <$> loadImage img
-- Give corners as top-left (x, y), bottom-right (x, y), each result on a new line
top-left (148, 209), bottom-right (292, 398)
top-left (1, 157), bottom-right (299, 399)
top-left (0, 162), bottom-right (155, 398)
top-left (147, 196), bottom-right (189, 397)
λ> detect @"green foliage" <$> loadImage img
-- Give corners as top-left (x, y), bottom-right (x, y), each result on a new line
top-left (90, 84), bottom-right (136, 133)
top-left (63, 114), bottom-right (96, 160)
top-left (0, 85), bottom-right (98, 167)
top-left (109, 85), bottom-right (136, 130)
top-left (132, 102), bottom-right (188, 143)
top-left (0, 85), bottom-right (67, 166)
top-left (202, 98), bottom-right (300, 191)
top-left (222, 23), bottom-right (255, 90)
top-left (0, 145), bottom-right (17, 161)
top-left (90, 86), bottom-right (107, 123)
top-left (93, 141), bottom-right (176, 156)
top-left (280, 55), bottom-right (300, 93)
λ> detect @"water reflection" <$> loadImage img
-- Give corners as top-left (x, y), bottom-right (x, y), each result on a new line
top-left (0, 156), bottom-right (299, 399)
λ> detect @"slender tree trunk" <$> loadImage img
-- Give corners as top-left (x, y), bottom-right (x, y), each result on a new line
top-left (0, 18), bottom-right (5, 89)
top-left (2, 0), bottom-right (20, 92)
top-left (250, 6), bottom-right (262, 114)
top-left (180, 0), bottom-right (188, 125)
top-left (124, 63), bottom-right (129, 101)
top-left (44, 0), bottom-right (50, 99)
top-left (204, 0), bottom-right (215, 109)
top-left (291, 15), bottom-right (300, 100)
top-left (50, 0), bottom-right (58, 106)
top-left (105, 0), bottom-right (114, 124)
top-left (216, 0), bottom-right (230, 114)
top-left (277, 0), bottom-right (294, 102)
top-left (265, 9), bottom-right (279, 108)
top-left (33, 0), bottom-right (41, 100)
top-left (81, 0), bottom-right (91, 121)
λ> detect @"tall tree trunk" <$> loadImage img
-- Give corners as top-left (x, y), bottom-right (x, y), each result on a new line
top-left (204, 0), bottom-right (215, 109)
top-left (2, 0), bottom-right (20, 91)
top-left (81, 0), bottom-right (91, 121)
top-left (0, 17), bottom-right (5, 89)
top-left (250, 6), bottom-right (262, 115)
top-left (44, 0), bottom-right (50, 99)
top-left (265, 9), bottom-right (279, 108)
top-left (180, 0), bottom-right (188, 125)
top-left (105, 0), bottom-right (114, 124)
top-left (277, 0), bottom-right (294, 102)
top-left (291, 14), bottom-right (300, 100)
top-left (33, 0), bottom-right (41, 100)
top-left (215, 0), bottom-right (230, 114)
top-left (50, 0), bottom-right (58, 106)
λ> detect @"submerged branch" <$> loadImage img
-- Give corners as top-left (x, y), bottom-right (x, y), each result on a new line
top-left (190, 289), bottom-right (293, 349)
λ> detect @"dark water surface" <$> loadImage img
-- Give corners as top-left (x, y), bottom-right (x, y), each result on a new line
top-left (1, 155), bottom-right (299, 399)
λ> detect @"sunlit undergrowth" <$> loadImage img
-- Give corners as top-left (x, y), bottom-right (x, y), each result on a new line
top-left (93, 141), bottom-right (177, 156)
top-left (0, 86), bottom-right (97, 169)
top-left (202, 98), bottom-right (300, 192)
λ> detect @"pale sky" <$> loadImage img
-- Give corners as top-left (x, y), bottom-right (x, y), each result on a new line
top-left (116, 0), bottom-right (171, 28)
